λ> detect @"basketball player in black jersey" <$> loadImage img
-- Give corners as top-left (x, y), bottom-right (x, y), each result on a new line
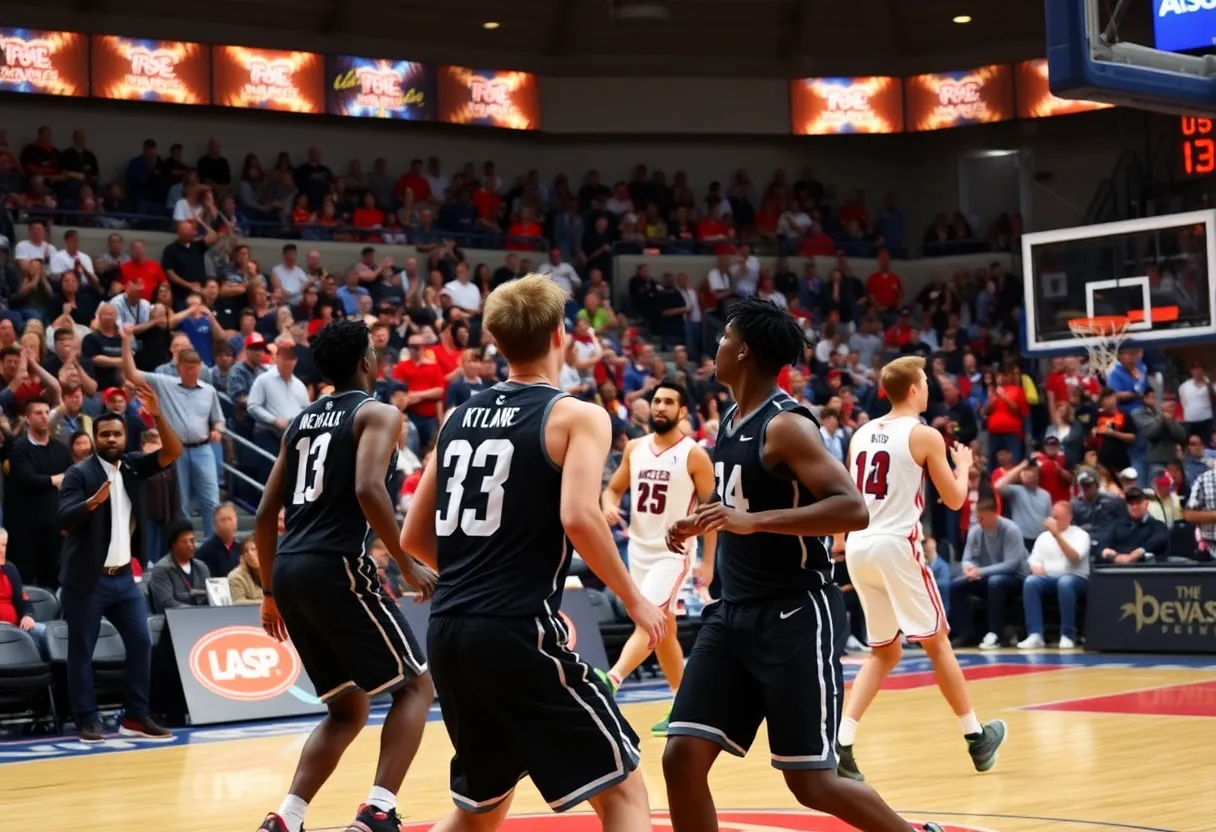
top-left (400, 275), bottom-right (666, 831)
top-left (663, 298), bottom-right (946, 832)
top-left (253, 319), bottom-right (437, 832)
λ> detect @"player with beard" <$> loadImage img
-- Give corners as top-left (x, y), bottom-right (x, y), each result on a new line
top-left (601, 379), bottom-right (717, 735)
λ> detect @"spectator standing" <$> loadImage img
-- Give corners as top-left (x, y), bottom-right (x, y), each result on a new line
top-left (1178, 362), bottom-right (1214, 440)
top-left (247, 337), bottom-right (310, 478)
top-left (196, 502), bottom-right (241, 578)
top-left (1018, 501), bottom-right (1090, 650)
top-left (985, 366), bottom-right (1028, 462)
top-left (162, 220), bottom-right (218, 310)
top-left (1095, 388), bottom-right (1137, 480)
top-left (1033, 436), bottom-right (1074, 505)
top-left (865, 249), bottom-right (903, 322)
top-left (271, 244), bottom-right (309, 306)
top-left (1135, 389), bottom-right (1186, 478)
top-left (120, 240), bottom-right (168, 303)
top-left (6, 398), bottom-right (73, 586)
top-left (1106, 347), bottom-right (1150, 482)
top-left (121, 327), bottom-right (224, 540)
top-left (391, 334), bottom-right (446, 449)
top-left (139, 428), bottom-right (179, 560)
top-left (949, 497), bottom-right (1026, 649)
top-left (148, 520), bottom-right (210, 612)
top-left (57, 385), bottom-right (181, 742)
top-left (1098, 487), bottom-right (1169, 565)
top-left (1184, 467), bottom-right (1216, 553)
top-left (994, 459), bottom-right (1054, 552)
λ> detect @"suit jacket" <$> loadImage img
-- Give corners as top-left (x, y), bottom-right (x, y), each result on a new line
top-left (57, 451), bottom-right (168, 592)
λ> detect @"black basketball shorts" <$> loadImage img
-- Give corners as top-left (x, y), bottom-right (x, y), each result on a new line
top-left (427, 614), bottom-right (640, 813)
top-left (667, 584), bottom-right (846, 770)
top-left (273, 553), bottom-right (426, 702)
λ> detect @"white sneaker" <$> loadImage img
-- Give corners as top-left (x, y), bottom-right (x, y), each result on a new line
top-left (978, 632), bottom-right (1001, 650)
top-left (1058, 636), bottom-right (1077, 650)
top-left (1017, 633), bottom-right (1045, 650)
top-left (845, 635), bottom-right (872, 653)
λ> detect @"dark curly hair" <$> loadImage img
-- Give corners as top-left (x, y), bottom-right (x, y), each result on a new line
top-left (311, 318), bottom-right (371, 385)
top-left (726, 297), bottom-right (809, 376)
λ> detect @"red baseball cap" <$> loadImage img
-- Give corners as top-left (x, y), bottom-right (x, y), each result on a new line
top-left (244, 332), bottom-right (267, 349)
top-left (102, 387), bottom-right (126, 403)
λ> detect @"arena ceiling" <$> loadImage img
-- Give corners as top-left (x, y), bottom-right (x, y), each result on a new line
top-left (9, 0), bottom-right (1160, 77)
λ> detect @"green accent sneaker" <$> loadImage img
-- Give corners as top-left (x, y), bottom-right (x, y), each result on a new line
top-left (835, 743), bottom-right (865, 781)
top-left (651, 707), bottom-right (672, 737)
top-left (922, 824), bottom-right (946, 832)
top-left (593, 668), bottom-right (618, 697)
top-left (967, 719), bottom-right (1007, 772)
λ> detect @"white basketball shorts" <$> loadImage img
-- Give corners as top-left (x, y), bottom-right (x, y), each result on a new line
top-left (845, 534), bottom-right (948, 647)
top-left (627, 545), bottom-right (690, 614)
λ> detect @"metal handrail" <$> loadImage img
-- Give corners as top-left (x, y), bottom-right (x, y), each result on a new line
top-left (224, 462), bottom-right (267, 494)
top-left (219, 424), bottom-right (277, 463)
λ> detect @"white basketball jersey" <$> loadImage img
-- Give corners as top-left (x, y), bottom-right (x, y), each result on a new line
top-left (847, 415), bottom-right (926, 544)
top-left (628, 435), bottom-right (698, 554)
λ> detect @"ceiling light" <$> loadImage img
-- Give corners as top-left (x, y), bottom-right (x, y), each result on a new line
top-left (483, 21), bottom-right (500, 30)
top-left (952, 15), bottom-right (972, 24)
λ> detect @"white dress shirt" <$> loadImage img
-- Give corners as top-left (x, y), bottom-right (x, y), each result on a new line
top-left (99, 457), bottom-right (133, 568)
top-left (539, 262), bottom-right (581, 295)
top-left (49, 248), bottom-right (94, 280)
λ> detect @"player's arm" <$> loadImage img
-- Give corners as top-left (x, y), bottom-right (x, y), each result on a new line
top-left (697, 411), bottom-right (868, 537)
top-left (600, 438), bottom-right (634, 526)
top-left (401, 453), bottom-right (439, 570)
top-left (254, 433), bottom-right (289, 641)
top-left (687, 444), bottom-right (719, 587)
top-left (356, 403), bottom-right (436, 599)
top-left (832, 443), bottom-right (854, 556)
top-left (914, 424), bottom-right (970, 511)
top-left (554, 398), bottom-right (666, 648)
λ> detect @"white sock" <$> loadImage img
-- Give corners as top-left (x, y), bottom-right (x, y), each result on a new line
top-left (607, 671), bottom-right (623, 689)
top-left (368, 785), bottom-right (397, 813)
top-left (277, 795), bottom-right (309, 832)
top-left (959, 710), bottom-right (982, 737)
top-left (838, 717), bottom-right (859, 747)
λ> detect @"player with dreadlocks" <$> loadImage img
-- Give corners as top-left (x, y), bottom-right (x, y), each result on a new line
top-left (661, 298), bottom-right (947, 832)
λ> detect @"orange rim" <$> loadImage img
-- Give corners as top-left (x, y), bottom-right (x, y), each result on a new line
top-left (1068, 315), bottom-right (1130, 336)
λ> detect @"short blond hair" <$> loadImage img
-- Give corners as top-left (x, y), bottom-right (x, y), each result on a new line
top-left (881, 355), bottom-right (925, 403)
top-left (483, 274), bottom-right (567, 364)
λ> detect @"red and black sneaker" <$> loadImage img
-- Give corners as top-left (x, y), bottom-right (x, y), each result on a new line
top-left (257, 813), bottom-right (296, 832)
top-left (347, 804), bottom-right (401, 832)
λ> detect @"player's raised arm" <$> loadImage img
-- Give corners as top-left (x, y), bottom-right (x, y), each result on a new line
top-left (553, 397), bottom-right (666, 649)
top-left (914, 424), bottom-right (971, 511)
top-left (601, 437), bottom-right (635, 526)
top-left (356, 402), bottom-right (436, 599)
top-left (254, 433), bottom-right (289, 641)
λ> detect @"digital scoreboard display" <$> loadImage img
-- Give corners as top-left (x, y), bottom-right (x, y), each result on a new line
top-left (1180, 116), bottom-right (1216, 176)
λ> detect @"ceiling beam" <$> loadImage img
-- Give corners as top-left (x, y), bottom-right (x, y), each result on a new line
top-left (547, 0), bottom-right (575, 56)
top-left (777, 0), bottom-right (813, 61)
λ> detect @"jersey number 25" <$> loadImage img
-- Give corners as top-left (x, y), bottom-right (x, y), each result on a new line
top-left (853, 450), bottom-right (891, 499)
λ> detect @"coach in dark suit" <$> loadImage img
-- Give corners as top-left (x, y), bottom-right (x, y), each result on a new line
top-left (58, 382), bottom-right (182, 743)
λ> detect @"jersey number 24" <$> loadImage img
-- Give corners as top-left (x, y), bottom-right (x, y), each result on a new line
top-left (853, 450), bottom-right (891, 499)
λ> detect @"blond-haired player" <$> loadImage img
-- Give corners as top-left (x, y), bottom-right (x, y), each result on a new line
top-left (836, 355), bottom-right (1007, 781)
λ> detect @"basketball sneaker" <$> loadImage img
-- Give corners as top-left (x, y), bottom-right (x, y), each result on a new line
top-left (593, 668), bottom-right (618, 697)
top-left (256, 813), bottom-right (296, 832)
top-left (651, 707), bottom-right (672, 737)
top-left (923, 824), bottom-right (946, 831)
top-left (967, 719), bottom-right (1008, 772)
top-left (835, 743), bottom-right (865, 781)
top-left (347, 803), bottom-right (401, 832)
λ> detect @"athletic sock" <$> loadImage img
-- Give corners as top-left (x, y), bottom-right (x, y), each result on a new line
top-left (607, 670), bottom-right (623, 689)
top-left (367, 785), bottom-right (397, 812)
top-left (838, 717), bottom-right (859, 747)
top-left (277, 795), bottom-right (309, 832)
top-left (959, 710), bottom-right (982, 737)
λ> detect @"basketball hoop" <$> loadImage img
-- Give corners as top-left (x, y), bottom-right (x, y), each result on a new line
top-left (1068, 315), bottom-right (1130, 379)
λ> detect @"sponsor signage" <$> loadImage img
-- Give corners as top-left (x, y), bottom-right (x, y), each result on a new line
top-left (212, 45), bottom-right (324, 113)
top-left (789, 77), bottom-right (904, 135)
top-left (326, 55), bottom-right (435, 120)
top-left (437, 66), bottom-right (541, 130)
top-left (1086, 569), bottom-right (1216, 654)
top-left (1153, 0), bottom-right (1216, 53)
top-left (1015, 59), bottom-right (1111, 119)
top-left (905, 64), bottom-right (1015, 131)
top-left (166, 605), bottom-right (326, 725)
top-left (0, 28), bottom-right (88, 97)
top-left (91, 36), bottom-right (211, 105)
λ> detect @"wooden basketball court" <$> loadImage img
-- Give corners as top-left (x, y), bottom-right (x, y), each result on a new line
top-left (3, 650), bottom-right (1211, 831)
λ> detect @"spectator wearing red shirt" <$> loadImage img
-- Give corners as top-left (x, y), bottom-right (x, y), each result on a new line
top-left (696, 206), bottom-right (732, 243)
top-left (391, 334), bottom-right (447, 449)
top-left (351, 192), bottom-right (385, 240)
top-left (120, 240), bottom-right (168, 302)
top-left (1044, 355), bottom-right (1099, 414)
top-left (472, 182), bottom-right (502, 221)
top-left (866, 248), bottom-right (903, 320)
top-left (986, 368), bottom-right (1029, 462)
top-left (0, 529), bottom-right (47, 652)
top-left (1034, 436), bottom-right (1074, 505)
top-left (394, 158), bottom-right (432, 205)
top-left (505, 206), bottom-right (542, 252)
top-left (799, 221), bottom-right (835, 257)
top-left (883, 308), bottom-right (915, 349)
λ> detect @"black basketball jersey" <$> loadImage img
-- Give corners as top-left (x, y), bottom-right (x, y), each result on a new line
top-left (277, 390), bottom-right (393, 560)
top-left (713, 389), bottom-right (833, 604)
top-left (430, 382), bottom-right (571, 617)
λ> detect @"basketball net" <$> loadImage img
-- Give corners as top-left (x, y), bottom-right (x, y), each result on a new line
top-left (1068, 315), bottom-right (1130, 379)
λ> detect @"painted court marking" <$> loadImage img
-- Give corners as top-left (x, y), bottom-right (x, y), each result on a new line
top-left (1023, 679), bottom-right (1216, 718)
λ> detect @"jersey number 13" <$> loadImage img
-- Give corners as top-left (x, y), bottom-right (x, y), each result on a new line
top-left (436, 439), bottom-right (515, 537)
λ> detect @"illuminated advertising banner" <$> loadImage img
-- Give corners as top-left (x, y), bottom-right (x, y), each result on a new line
top-left (904, 64), bottom-right (1015, 131)
top-left (326, 55), bottom-right (435, 120)
top-left (438, 66), bottom-right (540, 131)
top-left (212, 45), bottom-right (323, 113)
top-left (1016, 59), bottom-right (1112, 119)
top-left (0, 28), bottom-right (88, 97)
top-left (789, 77), bottom-right (903, 135)
top-left (92, 36), bottom-right (211, 105)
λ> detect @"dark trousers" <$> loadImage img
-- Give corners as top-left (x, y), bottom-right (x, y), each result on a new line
top-left (8, 522), bottom-right (63, 589)
top-left (948, 573), bottom-right (1023, 640)
top-left (409, 414), bottom-right (438, 451)
top-left (252, 427), bottom-right (281, 484)
top-left (61, 572), bottom-right (152, 724)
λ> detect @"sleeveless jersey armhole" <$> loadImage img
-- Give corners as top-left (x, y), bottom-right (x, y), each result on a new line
top-left (539, 392), bottom-right (571, 472)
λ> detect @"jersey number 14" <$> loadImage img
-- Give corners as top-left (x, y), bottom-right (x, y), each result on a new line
top-left (713, 462), bottom-right (749, 510)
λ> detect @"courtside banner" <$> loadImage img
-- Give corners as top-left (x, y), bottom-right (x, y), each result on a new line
top-left (0, 28), bottom-right (88, 97)
top-left (91, 36), bottom-right (211, 105)
top-left (1086, 568), bottom-right (1216, 654)
top-left (789, 77), bottom-right (903, 135)
top-left (165, 605), bottom-right (326, 725)
top-left (397, 588), bottom-right (610, 672)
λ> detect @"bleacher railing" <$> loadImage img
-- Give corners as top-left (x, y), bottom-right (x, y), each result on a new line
top-left (610, 235), bottom-right (999, 263)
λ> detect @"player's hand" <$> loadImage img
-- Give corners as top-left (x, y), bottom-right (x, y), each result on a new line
top-left (951, 441), bottom-right (974, 471)
top-left (693, 503), bottom-right (756, 535)
top-left (602, 500), bottom-right (621, 527)
top-left (626, 595), bottom-right (666, 651)
top-left (693, 560), bottom-right (713, 590)
top-left (666, 514), bottom-right (704, 553)
top-left (403, 560), bottom-right (438, 601)
top-left (260, 596), bottom-right (288, 642)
